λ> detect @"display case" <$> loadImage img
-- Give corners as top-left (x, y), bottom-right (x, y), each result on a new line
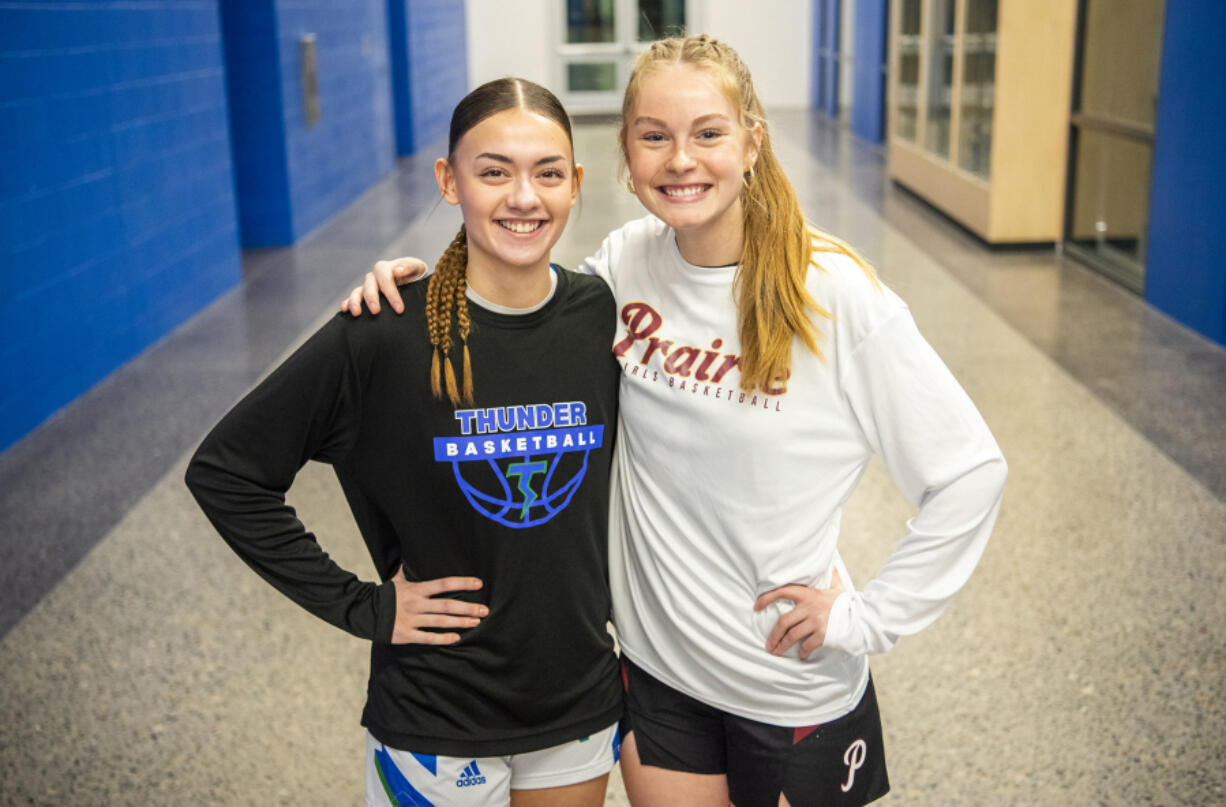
top-left (886, 0), bottom-right (1076, 242)
top-left (895, 0), bottom-right (921, 142)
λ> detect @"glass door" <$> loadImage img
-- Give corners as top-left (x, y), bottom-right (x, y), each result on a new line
top-left (556, 0), bottom-right (695, 114)
top-left (894, 0), bottom-right (922, 142)
top-left (923, 0), bottom-right (955, 158)
top-left (956, 0), bottom-right (996, 178)
top-left (1063, 0), bottom-right (1165, 293)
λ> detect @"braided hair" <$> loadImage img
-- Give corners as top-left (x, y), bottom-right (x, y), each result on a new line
top-left (425, 225), bottom-right (473, 405)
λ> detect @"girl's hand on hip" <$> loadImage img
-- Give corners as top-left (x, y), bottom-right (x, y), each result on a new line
top-left (390, 566), bottom-right (487, 645)
top-left (755, 568), bottom-right (845, 659)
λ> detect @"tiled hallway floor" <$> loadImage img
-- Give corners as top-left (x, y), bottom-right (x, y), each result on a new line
top-left (2, 114), bottom-right (1224, 805)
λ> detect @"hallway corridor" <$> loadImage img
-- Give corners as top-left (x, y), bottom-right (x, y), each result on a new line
top-left (2, 113), bottom-right (1223, 805)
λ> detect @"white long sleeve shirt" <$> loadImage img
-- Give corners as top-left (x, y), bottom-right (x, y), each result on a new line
top-left (581, 216), bottom-right (1007, 726)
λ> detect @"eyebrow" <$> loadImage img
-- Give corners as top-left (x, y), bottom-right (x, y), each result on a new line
top-left (474, 153), bottom-right (567, 166)
top-left (633, 114), bottom-right (732, 128)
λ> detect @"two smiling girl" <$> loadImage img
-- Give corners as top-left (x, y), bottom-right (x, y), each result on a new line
top-left (192, 34), bottom-right (1006, 807)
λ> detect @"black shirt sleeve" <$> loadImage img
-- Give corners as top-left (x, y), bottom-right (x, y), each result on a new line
top-left (185, 313), bottom-right (396, 643)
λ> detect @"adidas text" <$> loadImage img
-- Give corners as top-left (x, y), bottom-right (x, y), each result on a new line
top-left (457, 761), bottom-right (487, 787)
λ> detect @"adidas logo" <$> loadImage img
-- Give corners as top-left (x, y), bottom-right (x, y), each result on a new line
top-left (456, 760), bottom-right (487, 787)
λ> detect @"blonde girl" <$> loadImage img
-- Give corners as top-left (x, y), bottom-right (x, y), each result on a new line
top-left (346, 35), bottom-right (1006, 807)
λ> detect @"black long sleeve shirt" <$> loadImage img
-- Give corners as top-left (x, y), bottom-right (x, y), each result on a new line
top-left (186, 268), bottom-right (622, 756)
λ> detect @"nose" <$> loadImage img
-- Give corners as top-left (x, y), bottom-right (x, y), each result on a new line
top-left (666, 141), bottom-right (696, 174)
top-left (507, 174), bottom-right (541, 211)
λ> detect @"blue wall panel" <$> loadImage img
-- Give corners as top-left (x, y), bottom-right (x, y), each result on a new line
top-left (388, 0), bottom-right (468, 155)
top-left (220, 0), bottom-right (293, 245)
top-left (1145, 0), bottom-right (1226, 346)
top-left (388, 0), bottom-right (414, 154)
top-left (0, 2), bottom-right (241, 453)
top-left (222, 0), bottom-right (396, 245)
top-left (278, 0), bottom-right (395, 239)
top-left (851, 0), bottom-right (888, 143)
top-left (823, 0), bottom-right (840, 118)
top-left (811, 0), bottom-right (840, 117)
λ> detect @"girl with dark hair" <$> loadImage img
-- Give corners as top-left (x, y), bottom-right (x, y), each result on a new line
top-left (186, 77), bottom-right (623, 807)
top-left (350, 34), bottom-right (1006, 807)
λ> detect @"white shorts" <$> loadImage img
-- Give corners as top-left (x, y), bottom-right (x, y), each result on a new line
top-left (364, 723), bottom-right (620, 806)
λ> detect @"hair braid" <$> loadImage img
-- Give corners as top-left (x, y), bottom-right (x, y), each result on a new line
top-left (425, 225), bottom-right (473, 406)
top-left (455, 277), bottom-right (474, 405)
top-left (424, 252), bottom-right (444, 399)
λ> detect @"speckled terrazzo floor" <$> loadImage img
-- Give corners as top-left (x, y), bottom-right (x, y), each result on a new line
top-left (1, 115), bottom-right (1223, 806)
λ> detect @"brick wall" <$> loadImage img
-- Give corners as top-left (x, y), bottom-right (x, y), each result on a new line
top-left (0, 2), bottom-right (241, 452)
top-left (0, 0), bottom-right (469, 452)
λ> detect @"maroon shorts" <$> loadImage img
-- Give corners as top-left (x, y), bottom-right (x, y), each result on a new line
top-left (620, 657), bottom-right (889, 807)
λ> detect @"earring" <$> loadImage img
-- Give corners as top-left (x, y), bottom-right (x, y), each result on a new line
top-left (742, 164), bottom-right (755, 187)
top-left (625, 177), bottom-right (636, 194)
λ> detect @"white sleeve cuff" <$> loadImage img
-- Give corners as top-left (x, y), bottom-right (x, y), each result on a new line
top-left (823, 590), bottom-right (862, 656)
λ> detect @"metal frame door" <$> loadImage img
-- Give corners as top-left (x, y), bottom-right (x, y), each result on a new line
top-left (554, 0), bottom-right (700, 115)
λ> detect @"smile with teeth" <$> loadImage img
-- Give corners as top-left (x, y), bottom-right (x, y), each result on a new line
top-left (498, 220), bottom-right (544, 234)
top-left (659, 184), bottom-right (711, 198)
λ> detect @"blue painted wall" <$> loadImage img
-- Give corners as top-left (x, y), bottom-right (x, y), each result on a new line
top-left (851, 0), bottom-right (888, 143)
top-left (812, 0), bottom-right (841, 117)
top-left (1145, 0), bottom-right (1226, 346)
top-left (388, 0), bottom-right (468, 155)
top-left (0, 2), bottom-right (241, 453)
top-left (811, 0), bottom-right (823, 110)
top-left (1, 0), bottom-right (468, 452)
top-left (221, 0), bottom-right (292, 245)
top-left (223, 0), bottom-right (395, 245)
top-left (823, 0), bottom-right (841, 118)
top-left (280, 1), bottom-right (394, 239)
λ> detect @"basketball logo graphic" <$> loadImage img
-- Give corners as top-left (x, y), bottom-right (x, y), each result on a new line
top-left (434, 400), bottom-right (604, 529)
